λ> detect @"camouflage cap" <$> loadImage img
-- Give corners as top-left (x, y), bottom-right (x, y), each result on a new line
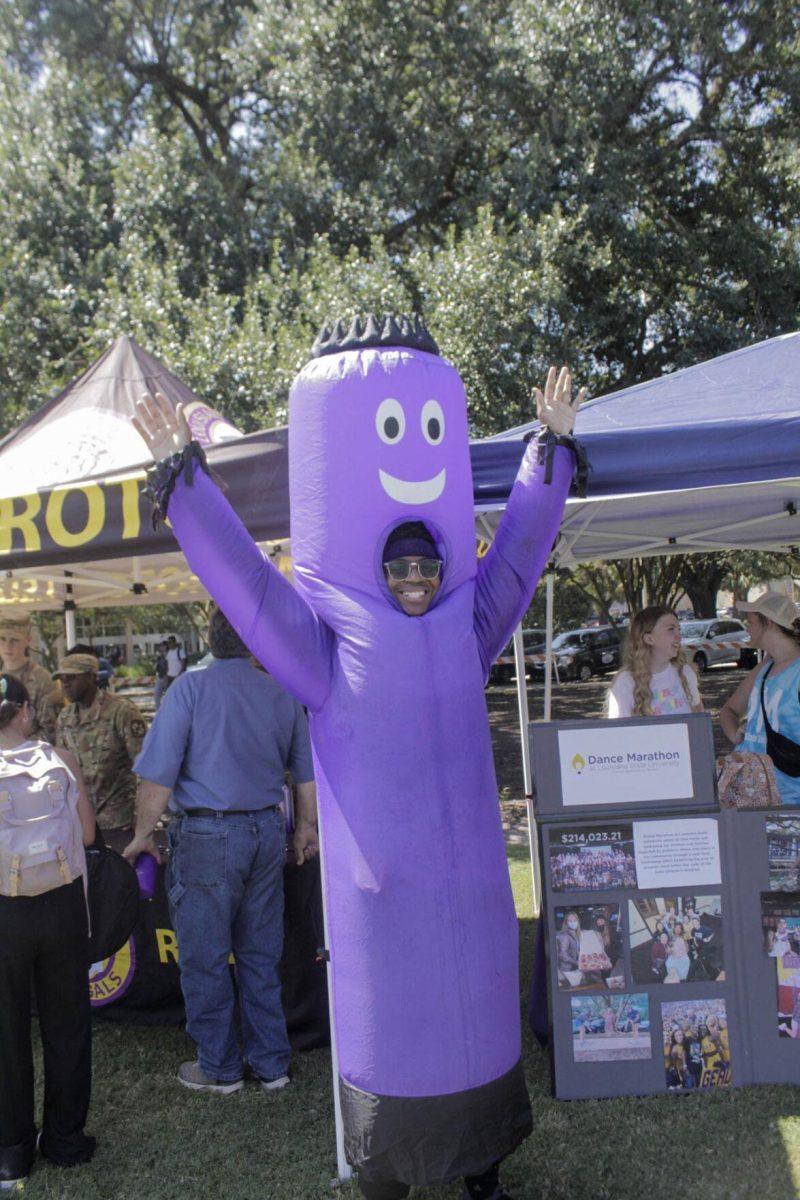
top-left (0, 616), bottom-right (32, 637)
top-left (52, 653), bottom-right (100, 678)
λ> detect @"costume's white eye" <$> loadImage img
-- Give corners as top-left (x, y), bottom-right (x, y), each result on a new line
top-left (376, 398), bottom-right (405, 444)
top-left (421, 399), bottom-right (445, 445)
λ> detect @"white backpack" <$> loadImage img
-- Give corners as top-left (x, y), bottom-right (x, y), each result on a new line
top-left (0, 742), bottom-right (86, 898)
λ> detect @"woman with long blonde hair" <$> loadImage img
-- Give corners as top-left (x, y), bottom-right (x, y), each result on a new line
top-left (607, 606), bottom-right (703, 718)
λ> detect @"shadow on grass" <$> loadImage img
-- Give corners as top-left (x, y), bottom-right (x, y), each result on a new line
top-left (21, 830), bottom-right (800, 1200)
top-left (501, 861), bottom-right (800, 1200)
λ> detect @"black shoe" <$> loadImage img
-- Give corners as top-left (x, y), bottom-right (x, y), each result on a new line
top-left (461, 1190), bottom-right (514, 1200)
top-left (0, 1131), bottom-right (35, 1189)
top-left (38, 1133), bottom-right (96, 1168)
top-left (0, 1174), bottom-right (28, 1192)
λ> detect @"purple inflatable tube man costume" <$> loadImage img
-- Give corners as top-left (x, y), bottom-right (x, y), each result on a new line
top-left (149, 317), bottom-right (581, 1190)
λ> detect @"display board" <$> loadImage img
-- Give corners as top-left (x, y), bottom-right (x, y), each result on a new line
top-left (530, 714), bottom-right (800, 1099)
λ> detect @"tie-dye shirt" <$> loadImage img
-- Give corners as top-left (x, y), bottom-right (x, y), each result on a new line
top-left (740, 658), bottom-right (800, 807)
top-left (607, 663), bottom-right (700, 720)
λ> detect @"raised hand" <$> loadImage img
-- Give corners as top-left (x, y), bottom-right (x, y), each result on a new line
top-left (534, 366), bottom-right (585, 437)
top-left (132, 391), bottom-right (191, 462)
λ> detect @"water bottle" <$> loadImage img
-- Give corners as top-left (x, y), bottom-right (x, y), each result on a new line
top-left (134, 851), bottom-right (158, 900)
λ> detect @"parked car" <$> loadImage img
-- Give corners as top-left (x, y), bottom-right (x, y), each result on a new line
top-left (488, 628), bottom-right (547, 685)
top-left (679, 618), bottom-right (757, 672)
top-left (535, 625), bottom-right (621, 682)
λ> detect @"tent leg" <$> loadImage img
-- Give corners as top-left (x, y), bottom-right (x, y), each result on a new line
top-left (544, 572), bottom-right (555, 721)
top-left (512, 625), bottom-right (540, 917)
top-left (316, 817), bottom-right (353, 1183)
top-left (64, 571), bottom-right (76, 647)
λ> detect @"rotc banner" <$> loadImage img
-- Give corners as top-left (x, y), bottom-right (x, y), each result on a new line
top-left (0, 335), bottom-right (290, 577)
top-left (0, 427), bottom-right (289, 571)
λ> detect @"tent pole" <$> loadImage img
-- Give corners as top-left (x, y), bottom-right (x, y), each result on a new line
top-left (64, 571), bottom-right (76, 646)
top-left (512, 624), bottom-right (540, 917)
top-left (316, 816), bottom-right (352, 1182)
top-left (544, 571), bottom-right (555, 721)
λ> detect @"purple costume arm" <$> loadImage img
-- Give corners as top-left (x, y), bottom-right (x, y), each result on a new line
top-left (161, 464), bottom-right (333, 712)
top-left (473, 436), bottom-right (577, 679)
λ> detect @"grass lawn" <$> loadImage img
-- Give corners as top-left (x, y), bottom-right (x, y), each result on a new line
top-left (21, 842), bottom-right (800, 1200)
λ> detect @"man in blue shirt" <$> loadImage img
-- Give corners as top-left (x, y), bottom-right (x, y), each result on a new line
top-left (123, 608), bottom-right (318, 1094)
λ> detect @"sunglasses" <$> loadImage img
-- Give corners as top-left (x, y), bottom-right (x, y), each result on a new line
top-left (383, 557), bottom-right (442, 581)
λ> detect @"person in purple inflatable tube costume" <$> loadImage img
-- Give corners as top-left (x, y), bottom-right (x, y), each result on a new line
top-left (132, 314), bottom-right (586, 1200)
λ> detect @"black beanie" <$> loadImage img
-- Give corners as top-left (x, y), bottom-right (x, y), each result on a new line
top-left (383, 522), bottom-right (438, 563)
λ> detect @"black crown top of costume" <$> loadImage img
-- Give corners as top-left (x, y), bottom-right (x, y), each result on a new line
top-left (311, 313), bottom-right (440, 359)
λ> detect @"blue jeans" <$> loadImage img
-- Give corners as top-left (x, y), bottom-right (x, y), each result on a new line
top-left (167, 808), bottom-right (290, 1082)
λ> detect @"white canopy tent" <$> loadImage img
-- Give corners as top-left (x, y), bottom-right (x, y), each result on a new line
top-left (0, 337), bottom-right (292, 642)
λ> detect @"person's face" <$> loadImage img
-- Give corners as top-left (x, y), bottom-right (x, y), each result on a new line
top-left (60, 671), bottom-right (97, 704)
top-left (744, 612), bottom-right (765, 646)
top-left (384, 556), bottom-right (441, 616)
top-left (675, 1028), bottom-right (684, 1044)
top-left (644, 613), bottom-right (682, 661)
top-left (660, 932), bottom-right (669, 944)
top-left (0, 632), bottom-right (29, 671)
top-left (674, 922), bottom-right (684, 937)
top-left (566, 913), bottom-right (580, 930)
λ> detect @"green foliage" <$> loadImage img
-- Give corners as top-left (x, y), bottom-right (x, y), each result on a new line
top-left (1, 0), bottom-right (798, 437)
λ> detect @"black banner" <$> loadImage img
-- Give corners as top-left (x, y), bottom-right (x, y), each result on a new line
top-left (90, 855), bottom-right (330, 1051)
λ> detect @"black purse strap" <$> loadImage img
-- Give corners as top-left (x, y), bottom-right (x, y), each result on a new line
top-left (760, 661), bottom-right (775, 737)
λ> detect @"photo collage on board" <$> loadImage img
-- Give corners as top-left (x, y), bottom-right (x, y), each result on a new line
top-left (550, 818), bottom-right (729, 1090)
top-left (549, 825), bottom-right (636, 893)
top-left (761, 819), bottom-right (800, 1038)
top-left (662, 998), bottom-right (731, 1090)
top-left (761, 891), bottom-right (800, 1038)
top-left (628, 895), bottom-right (724, 986)
top-left (554, 904), bottom-right (623, 992)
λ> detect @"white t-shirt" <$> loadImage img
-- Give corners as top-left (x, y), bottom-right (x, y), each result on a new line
top-left (166, 646), bottom-right (185, 678)
top-left (607, 662), bottom-right (699, 719)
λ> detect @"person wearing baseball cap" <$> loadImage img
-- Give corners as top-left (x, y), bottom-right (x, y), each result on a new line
top-left (53, 651), bottom-right (148, 841)
top-left (0, 616), bottom-right (61, 743)
top-left (720, 592), bottom-right (800, 805)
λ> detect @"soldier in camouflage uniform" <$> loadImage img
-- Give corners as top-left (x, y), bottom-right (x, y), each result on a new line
top-left (0, 615), bottom-right (61, 743)
top-left (54, 653), bottom-right (148, 836)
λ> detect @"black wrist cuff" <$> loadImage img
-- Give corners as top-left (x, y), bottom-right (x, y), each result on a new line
top-left (144, 441), bottom-right (211, 529)
top-left (523, 428), bottom-right (588, 498)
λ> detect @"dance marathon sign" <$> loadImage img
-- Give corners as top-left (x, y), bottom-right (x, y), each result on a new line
top-left (531, 714), bottom-right (800, 1099)
top-left (558, 724), bottom-right (693, 806)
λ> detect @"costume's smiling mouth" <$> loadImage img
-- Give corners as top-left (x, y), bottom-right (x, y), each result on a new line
top-left (378, 468), bottom-right (446, 505)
